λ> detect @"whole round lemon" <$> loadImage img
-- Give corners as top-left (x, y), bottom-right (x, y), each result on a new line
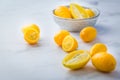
top-left (90, 43), bottom-right (107, 57)
top-left (92, 52), bottom-right (116, 72)
top-left (80, 26), bottom-right (97, 42)
top-left (54, 6), bottom-right (72, 18)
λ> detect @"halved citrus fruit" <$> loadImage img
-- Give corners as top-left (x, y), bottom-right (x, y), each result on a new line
top-left (24, 28), bottom-right (40, 44)
top-left (62, 35), bottom-right (78, 52)
top-left (62, 50), bottom-right (90, 70)
top-left (54, 30), bottom-right (70, 46)
top-left (90, 43), bottom-right (107, 57)
top-left (70, 3), bottom-right (89, 19)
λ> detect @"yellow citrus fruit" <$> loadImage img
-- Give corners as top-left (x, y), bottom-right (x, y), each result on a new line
top-left (92, 52), bottom-right (116, 72)
top-left (24, 28), bottom-right (40, 45)
top-left (54, 6), bottom-right (72, 18)
top-left (80, 26), bottom-right (97, 42)
top-left (22, 24), bottom-right (40, 34)
top-left (54, 30), bottom-right (70, 46)
top-left (62, 50), bottom-right (90, 70)
top-left (90, 43), bottom-right (107, 57)
top-left (70, 3), bottom-right (89, 19)
top-left (62, 35), bottom-right (78, 52)
top-left (85, 9), bottom-right (95, 18)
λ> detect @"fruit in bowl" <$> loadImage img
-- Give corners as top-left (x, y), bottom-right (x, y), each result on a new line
top-left (53, 3), bottom-right (100, 31)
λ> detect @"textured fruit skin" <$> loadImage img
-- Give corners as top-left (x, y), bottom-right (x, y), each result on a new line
top-left (54, 6), bottom-right (72, 18)
top-left (80, 26), bottom-right (97, 42)
top-left (62, 35), bottom-right (78, 52)
top-left (90, 43), bottom-right (107, 57)
top-left (62, 50), bottom-right (90, 70)
top-left (54, 30), bottom-right (70, 46)
top-left (92, 52), bottom-right (116, 72)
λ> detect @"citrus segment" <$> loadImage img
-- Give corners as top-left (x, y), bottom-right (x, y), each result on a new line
top-left (62, 50), bottom-right (90, 70)
top-left (54, 30), bottom-right (70, 46)
top-left (70, 3), bottom-right (89, 19)
top-left (62, 35), bottom-right (78, 52)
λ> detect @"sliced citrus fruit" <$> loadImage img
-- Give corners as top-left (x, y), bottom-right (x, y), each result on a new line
top-left (54, 6), bottom-right (72, 18)
top-left (85, 8), bottom-right (95, 18)
top-left (80, 26), bottom-right (97, 42)
top-left (62, 50), bottom-right (90, 70)
top-left (70, 3), bottom-right (89, 19)
top-left (24, 28), bottom-right (39, 44)
top-left (22, 24), bottom-right (40, 34)
top-left (90, 43), bottom-right (107, 57)
top-left (62, 35), bottom-right (78, 52)
top-left (54, 30), bottom-right (70, 46)
top-left (92, 52), bottom-right (116, 72)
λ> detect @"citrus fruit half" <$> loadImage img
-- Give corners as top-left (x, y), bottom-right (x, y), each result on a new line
top-left (62, 50), bottom-right (90, 70)
top-left (62, 35), bottom-right (78, 52)
top-left (70, 3), bottom-right (89, 19)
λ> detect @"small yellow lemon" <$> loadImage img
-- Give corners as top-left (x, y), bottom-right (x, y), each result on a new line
top-left (70, 3), bottom-right (89, 19)
top-left (54, 6), bottom-right (72, 18)
top-left (62, 50), bottom-right (90, 70)
top-left (80, 26), bottom-right (97, 42)
top-left (54, 30), bottom-right (70, 46)
top-left (62, 35), bottom-right (78, 52)
top-left (85, 9), bottom-right (95, 18)
top-left (24, 28), bottom-right (40, 45)
top-left (92, 52), bottom-right (116, 72)
top-left (90, 43), bottom-right (107, 57)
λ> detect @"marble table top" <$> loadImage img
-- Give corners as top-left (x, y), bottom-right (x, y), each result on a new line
top-left (0, 0), bottom-right (120, 80)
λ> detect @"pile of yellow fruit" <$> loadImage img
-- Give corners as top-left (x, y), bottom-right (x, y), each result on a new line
top-left (54, 26), bottom-right (116, 72)
top-left (22, 24), bottom-right (40, 44)
top-left (21, 3), bottom-right (117, 73)
top-left (54, 3), bottom-right (95, 19)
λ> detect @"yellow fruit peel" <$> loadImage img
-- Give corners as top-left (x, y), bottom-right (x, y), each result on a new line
top-left (80, 26), bottom-right (97, 42)
top-left (54, 6), bottom-right (72, 18)
top-left (70, 3), bottom-right (89, 19)
top-left (90, 43), bottom-right (107, 57)
top-left (54, 30), bottom-right (70, 46)
top-left (62, 50), bottom-right (90, 70)
top-left (92, 52), bottom-right (116, 72)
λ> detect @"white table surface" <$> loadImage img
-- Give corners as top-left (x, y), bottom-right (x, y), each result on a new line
top-left (0, 0), bottom-right (120, 80)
